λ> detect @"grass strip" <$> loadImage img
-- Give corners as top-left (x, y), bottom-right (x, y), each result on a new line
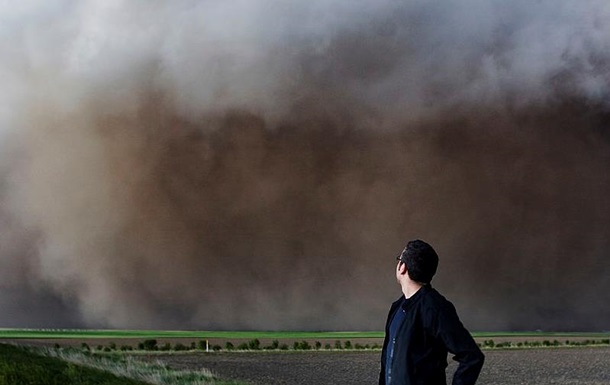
top-left (0, 343), bottom-right (244, 385)
top-left (0, 343), bottom-right (150, 385)
top-left (39, 346), bottom-right (244, 385)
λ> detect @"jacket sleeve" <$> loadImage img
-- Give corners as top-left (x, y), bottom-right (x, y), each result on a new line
top-left (379, 353), bottom-right (386, 385)
top-left (379, 300), bottom-right (398, 385)
top-left (379, 319), bottom-right (389, 384)
top-left (435, 301), bottom-right (485, 385)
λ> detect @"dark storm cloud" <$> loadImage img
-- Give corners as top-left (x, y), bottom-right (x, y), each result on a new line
top-left (0, 1), bottom-right (609, 331)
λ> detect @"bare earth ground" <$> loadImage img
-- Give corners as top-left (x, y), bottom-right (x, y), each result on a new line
top-left (137, 347), bottom-right (610, 385)
top-left (5, 338), bottom-right (610, 384)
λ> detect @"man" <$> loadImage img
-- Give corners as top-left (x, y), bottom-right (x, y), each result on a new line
top-left (379, 239), bottom-right (484, 385)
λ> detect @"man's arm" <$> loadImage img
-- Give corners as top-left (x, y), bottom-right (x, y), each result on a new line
top-left (378, 311), bottom-right (392, 385)
top-left (379, 347), bottom-right (386, 385)
top-left (435, 301), bottom-right (484, 385)
top-left (379, 299), bottom-right (401, 385)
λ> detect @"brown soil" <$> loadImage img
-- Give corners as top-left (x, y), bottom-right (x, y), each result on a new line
top-left (135, 347), bottom-right (610, 385)
top-left (4, 338), bottom-right (610, 384)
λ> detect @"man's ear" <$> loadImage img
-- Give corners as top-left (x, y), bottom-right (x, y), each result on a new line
top-left (398, 261), bottom-right (407, 275)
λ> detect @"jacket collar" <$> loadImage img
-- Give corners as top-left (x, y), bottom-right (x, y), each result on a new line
top-left (392, 284), bottom-right (432, 310)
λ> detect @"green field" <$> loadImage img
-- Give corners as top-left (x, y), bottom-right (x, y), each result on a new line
top-left (1, 328), bottom-right (609, 341)
top-left (0, 329), bottom-right (384, 340)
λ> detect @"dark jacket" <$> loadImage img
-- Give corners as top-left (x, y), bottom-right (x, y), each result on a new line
top-left (379, 285), bottom-right (484, 385)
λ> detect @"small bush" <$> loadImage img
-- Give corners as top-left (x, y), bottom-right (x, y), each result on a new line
top-left (334, 340), bottom-right (342, 350)
top-left (296, 341), bottom-right (311, 350)
top-left (174, 343), bottom-right (188, 351)
top-left (315, 341), bottom-right (322, 350)
top-left (212, 344), bottom-right (222, 351)
top-left (324, 343), bottom-right (331, 350)
top-left (344, 341), bottom-right (352, 349)
top-left (142, 339), bottom-right (158, 351)
top-left (160, 343), bottom-right (171, 351)
top-left (225, 342), bottom-right (234, 350)
top-left (279, 344), bottom-right (289, 350)
top-left (237, 343), bottom-right (249, 350)
top-left (248, 339), bottom-right (261, 350)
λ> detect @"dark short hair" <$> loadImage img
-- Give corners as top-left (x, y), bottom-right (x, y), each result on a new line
top-left (398, 239), bottom-right (439, 284)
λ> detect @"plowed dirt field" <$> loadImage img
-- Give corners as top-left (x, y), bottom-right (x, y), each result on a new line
top-left (137, 347), bottom-right (610, 385)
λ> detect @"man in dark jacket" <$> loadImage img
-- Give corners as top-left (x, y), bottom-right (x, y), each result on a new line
top-left (379, 239), bottom-right (484, 385)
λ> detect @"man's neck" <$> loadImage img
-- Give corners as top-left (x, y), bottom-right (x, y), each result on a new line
top-left (402, 280), bottom-right (424, 299)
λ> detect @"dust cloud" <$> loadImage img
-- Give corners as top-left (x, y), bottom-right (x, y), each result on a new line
top-left (1, 1), bottom-right (609, 331)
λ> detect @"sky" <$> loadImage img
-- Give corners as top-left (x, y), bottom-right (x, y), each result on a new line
top-left (0, 0), bottom-right (609, 331)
